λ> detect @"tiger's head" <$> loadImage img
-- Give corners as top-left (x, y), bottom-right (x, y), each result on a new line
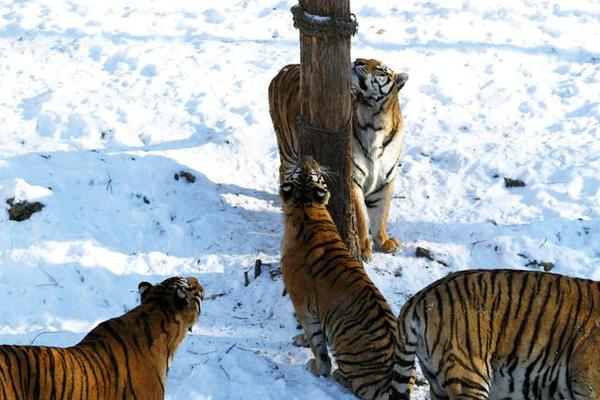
top-left (351, 58), bottom-right (408, 104)
top-left (280, 156), bottom-right (330, 209)
top-left (138, 276), bottom-right (204, 332)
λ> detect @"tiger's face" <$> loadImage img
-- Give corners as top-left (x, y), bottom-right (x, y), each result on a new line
top-left (280, 157), bottom-right (330, 209)
top-left (351, 58), bottom-right (408, 103)
top-left (138, 276), bottom-right (204, 331)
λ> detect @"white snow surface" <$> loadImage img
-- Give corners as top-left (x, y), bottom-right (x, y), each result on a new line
top-left (1, 0), bottom-right (599, 398)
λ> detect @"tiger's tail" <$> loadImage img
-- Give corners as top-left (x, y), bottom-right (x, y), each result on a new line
top-left (389, 301), bottom-right (418, 400)
top-left (268, 64), bottom-right (301, 182)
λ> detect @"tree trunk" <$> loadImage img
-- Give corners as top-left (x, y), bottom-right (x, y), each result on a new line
top-left (297, 0), bottom-right (359, 257)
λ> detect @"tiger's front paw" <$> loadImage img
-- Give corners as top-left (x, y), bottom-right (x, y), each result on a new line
top-left (380, 237), bottom-right (401, 254)
top-left (306, 357), bottom-right (331, 376)
top-left (292, 333), bottom-right (309, 347)
top-left (361, 240), bottom-right (373, 262)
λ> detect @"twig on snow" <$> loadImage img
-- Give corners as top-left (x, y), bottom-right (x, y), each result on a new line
top-left (35, 270), bottom-right (63, 288)
top-left (225, 343), bottom-right (238, 354)
top-left (220, 364), bottom-right (230, 381)
top-left (30, 330), bottom-right (65, 345)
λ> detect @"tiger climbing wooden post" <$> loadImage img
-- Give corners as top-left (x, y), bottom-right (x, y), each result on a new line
top-left (293, 0), bottom-right (360, 257)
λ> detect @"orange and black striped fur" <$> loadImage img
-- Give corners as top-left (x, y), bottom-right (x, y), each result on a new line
top-left (269, 59), bottom-right (408, 262)
top-left (394, 269), bottom-right (600, 399)
top-left (0, 276), bottom-right (204, 400)
top-left (279, 157), bottom-right (400, 399)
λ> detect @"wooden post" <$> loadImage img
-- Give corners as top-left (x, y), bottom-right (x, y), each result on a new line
top-left (295, 0), bottom-right (359, 257)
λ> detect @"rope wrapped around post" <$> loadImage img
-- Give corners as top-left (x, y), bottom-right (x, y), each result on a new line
top-left (291, 4), bottom-right (358, 38)
top-left (296, 116), bottom-right (352, 142)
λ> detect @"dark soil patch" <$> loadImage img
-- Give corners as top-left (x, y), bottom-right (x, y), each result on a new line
top-left (504, 177), bottom-right (526, 188)
top-left (6, 198), bottom-right (45, 221)
top-left (174, 171), bottom-right (196, 183)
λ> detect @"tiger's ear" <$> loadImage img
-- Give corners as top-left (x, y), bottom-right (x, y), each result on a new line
top-left (395, 72), bottom-right (408, 90)
top-left (138, 281), bottom-right (153, 300)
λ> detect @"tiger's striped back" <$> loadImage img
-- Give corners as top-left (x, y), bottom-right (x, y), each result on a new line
top-left (280, 157), bottom-right (400, 399)
top-left (0, 276), bottom-right (204, 400)
top-left (394, 269), bottom-right (600, 399)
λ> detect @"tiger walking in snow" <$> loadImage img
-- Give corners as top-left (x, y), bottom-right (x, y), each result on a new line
top-left (394, 269), bottom-right (600, 399)
top-left (0, 276), bottom-right (204, 400)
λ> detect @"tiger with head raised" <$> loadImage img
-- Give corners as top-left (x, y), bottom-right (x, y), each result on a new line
top-left (269, 58), bottom-right (408, 261)
top-left (0, 276), bottom-right (204, 400)
top-left (394, 269), bottom-right (600, 399)
top-left (279, 156), bottom-right (402, 400)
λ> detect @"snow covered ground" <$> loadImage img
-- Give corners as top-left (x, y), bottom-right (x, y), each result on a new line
top-left (0, 0), bottom-right (599, 398)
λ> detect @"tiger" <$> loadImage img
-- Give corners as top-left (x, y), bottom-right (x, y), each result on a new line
top-left (268, 58), bottom-right (408, 261)
top-left (279, 156), bottom-right (402, 400)
top-left (0, 276), bottom-right (204, 400)
top-left (393, 269), bottom-right (600, 399)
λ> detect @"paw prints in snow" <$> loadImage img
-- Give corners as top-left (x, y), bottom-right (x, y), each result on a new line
top-left (18, 91), bottom-right (63, 138)
top-left (103, 52), bottom-right (139, 74)
top-left (203, 9), bottom-right (225, 24)
top-left (61, 114), bottom-right (89, 139)
top-left (140, 64), bottom-right (158, 78)
top-left (230, 106), bottom-right (256, 125)
top-left (89, 45), bottom-right (103, 62)
top-left (36, 113), bottom-right (60, 137)
top-left (19, 91), bottom-right (52, 121)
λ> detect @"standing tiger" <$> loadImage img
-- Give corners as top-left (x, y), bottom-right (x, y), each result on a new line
top-left (269, 58), bottom-right (408, 261)
top-left (394, 269), bottom-right (600, 399)
top-left (0, 276), bottom-right (204, 400)
top-left (279, 156), bottom-right (401, 400)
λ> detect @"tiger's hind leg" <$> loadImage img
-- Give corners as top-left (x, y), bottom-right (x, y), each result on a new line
top-left (439, 366), bottom-right (491, 400)
top-left (296, 308), bottom-right (331, 376)
top-left (365, 180), bottom-right (400, 254)
top-left (570, 331), bottom-right (600, 399)
top-left (390, 316), bottom-right (418, 399)
top-left (421, 365), bottom-right (447, 400)
top-left (444, 385), bottom-right (489, 400)
top-left (353, 184), bottom-right (372, 261)
top-left (424, 352), bottom-right (491, 400)
top-left (391, 342), bottom-right (417, 397)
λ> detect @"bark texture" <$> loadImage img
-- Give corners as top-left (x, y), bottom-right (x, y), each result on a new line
top-left (297, 0), bottom-right (359, 257)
